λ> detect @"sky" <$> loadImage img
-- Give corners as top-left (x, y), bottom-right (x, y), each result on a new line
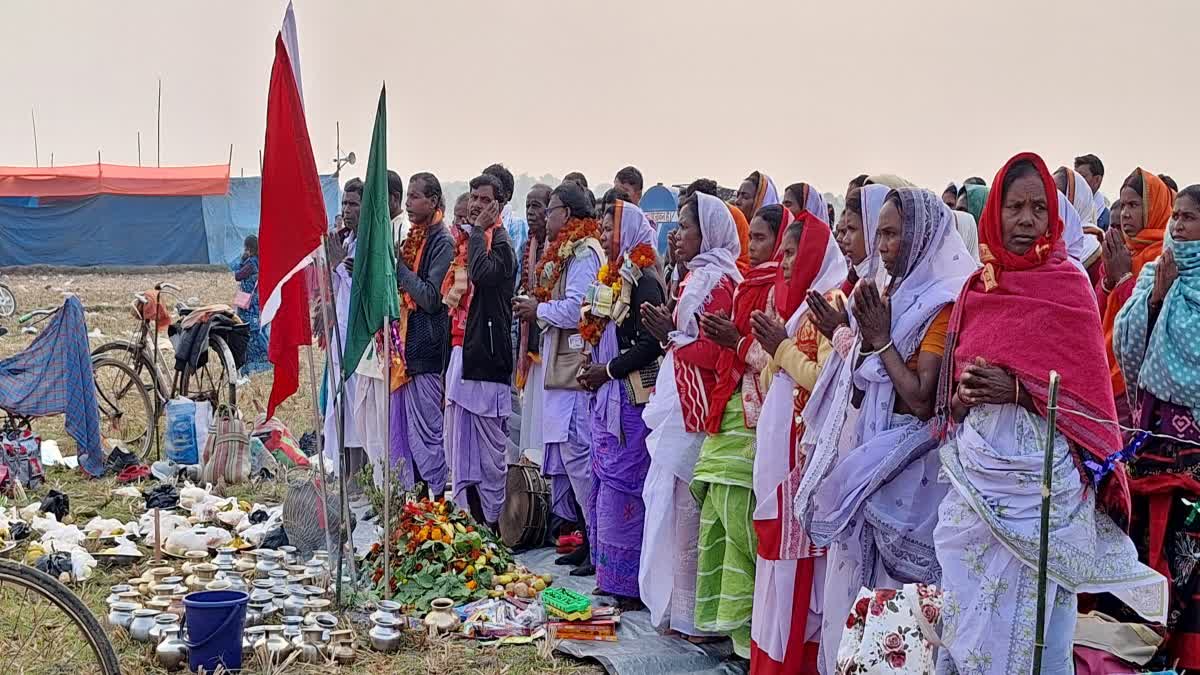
top-left (0, 0), bottom-right (1194, 197)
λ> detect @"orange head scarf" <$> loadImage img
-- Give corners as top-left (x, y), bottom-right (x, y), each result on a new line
top-left (728, 204), bottom-right (752, 274)
top-left (1103, 168), bottom-right (1173, 396)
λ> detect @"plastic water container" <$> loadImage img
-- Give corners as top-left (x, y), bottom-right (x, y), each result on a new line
top-left (183, 590), bottom-right (248, 673)
top-left (164, 398), bottom-right (198, 465)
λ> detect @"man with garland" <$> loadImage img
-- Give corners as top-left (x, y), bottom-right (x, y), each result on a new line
top-left (442, 173), bottom-right (516, 531)
top-left (512, 181), bottom-right (604, 576)
top-left (389, 172), bottom-right (453, 498)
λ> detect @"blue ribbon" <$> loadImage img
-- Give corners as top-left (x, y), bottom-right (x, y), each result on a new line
top-left (1083, 431), bottom-right (1150, 490)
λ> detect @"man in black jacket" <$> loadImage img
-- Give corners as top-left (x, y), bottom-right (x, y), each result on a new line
top-left (390, 172), bottom-right (454, 498)
top-left (443, 174), bottom-right (516, 529)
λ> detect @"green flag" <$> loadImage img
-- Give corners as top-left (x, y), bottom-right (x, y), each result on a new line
top-left (342, 85), bottom-right (399, 378)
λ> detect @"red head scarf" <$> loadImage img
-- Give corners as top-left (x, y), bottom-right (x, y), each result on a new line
top-left (1102, 168), bottom-right (1173, 396)
top-left (775, 211), bottom-right (833, 319)
top-left (941, 152), bottom-right (1128, 521)
top-left (707, 206), bottom-right (794, 430)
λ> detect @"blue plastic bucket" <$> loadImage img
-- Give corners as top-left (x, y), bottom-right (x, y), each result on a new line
top-left (183, 590), bottom-right (248, 673)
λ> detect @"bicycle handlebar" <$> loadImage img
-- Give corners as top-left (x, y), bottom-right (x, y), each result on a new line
top-left (156, 282), bottom-right (181, 292)
top-left (18, 309), bottom-right (54, 325)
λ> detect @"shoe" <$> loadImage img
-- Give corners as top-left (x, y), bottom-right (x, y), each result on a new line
top-left (570, 563), bottom-right (596, 577)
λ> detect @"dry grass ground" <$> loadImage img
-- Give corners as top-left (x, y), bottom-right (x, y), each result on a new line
top-left (0, 268), bottom-right (600, 675)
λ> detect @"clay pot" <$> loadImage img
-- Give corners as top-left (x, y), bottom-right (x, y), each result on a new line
top-left (185, 562), bottom-right (217, 593)
top-left (181, 550), bottom-right (208, 575)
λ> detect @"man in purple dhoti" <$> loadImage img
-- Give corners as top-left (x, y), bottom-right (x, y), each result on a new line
top-left (389, 172), bottom-right (454, 498)
top-left (442, 172), bottom-right (516, 529)
top-left (513, 181), bottom-right (602, 576)
top-left (577, 197), bottom-right (663, 604)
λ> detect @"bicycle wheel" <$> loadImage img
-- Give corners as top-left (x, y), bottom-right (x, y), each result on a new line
top-left (178, 335), bottom-right (237, 409)
top-left (0, 283), bottom-right (15, 318)
top-left (91, 340), bottom-right (168, 406)
top-left (0, 560), bottom-right (121, 675)
top-left (93, 357), bottom-right (154, 459)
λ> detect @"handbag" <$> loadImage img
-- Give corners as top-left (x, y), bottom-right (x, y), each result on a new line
top-left (544, 326), bottom-right (588, 391)
top-left (836, 583), bottom-right (943, 674)
top-left (233, 289), bottom-right (253, 310)
top-left (0, 425), bottom-right (45, 495)
top-left (199, 404), bottom-right (251, 485)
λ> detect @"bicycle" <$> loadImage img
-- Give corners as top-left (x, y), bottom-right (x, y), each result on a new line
top-left (0, 559), bottom-right (121, 674)
top-left (15, 307), bottom-right (153, 463)
top-left (90, 282), bottom-right (240, 457)
top-left (0, 281), bottom-right (15, 318)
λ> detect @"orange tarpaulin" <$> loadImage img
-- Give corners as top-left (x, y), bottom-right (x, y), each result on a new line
top-left (0, 163), bottom-right (230, 198)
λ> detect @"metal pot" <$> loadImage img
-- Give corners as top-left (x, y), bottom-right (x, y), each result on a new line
top-left (297, 625), bottom-right (325, 664)
top-left (243, 625), bottom-right (267, 659)
top-left (155, 625), bottom-right (188, 671)
top-left (261, 624), bottom-right (293, 664)
top-left (149, 613), bottom-right (180, 644)
top-left (107, 601), bottom-right (138, 630)
top-left (129, 608), bottom-right (160, 643)
top-left (282, 585), bottom-right (313, 617)
top-left (328, 628), bottom-right (356, 665)
top-left (369, 616), bottom-right (401, 652)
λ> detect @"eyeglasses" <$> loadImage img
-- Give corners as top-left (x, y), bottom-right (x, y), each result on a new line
top-left (546, 205), bottom-right (567, 215)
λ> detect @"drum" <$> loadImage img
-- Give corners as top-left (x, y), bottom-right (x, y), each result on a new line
top-left (499, 460), bottom-right (550, 549)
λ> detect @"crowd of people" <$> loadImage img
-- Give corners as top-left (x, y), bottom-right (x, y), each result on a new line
top-left (316, 152), bottom-right (1200, 673)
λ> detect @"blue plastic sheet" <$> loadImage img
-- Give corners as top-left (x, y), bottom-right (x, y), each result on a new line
top-left (0, 194), bottom-right (209, 266)
top-left (201, 175), bottom-right (341, 266)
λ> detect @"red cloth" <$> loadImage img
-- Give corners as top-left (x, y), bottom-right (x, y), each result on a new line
top-left (749, 557), bottom-right (819, 675)
top-left (676, 276), bottom-right (735, 433)
top-left (944, 152), bottom-right (1128, 520)
top-left (707, 211), bottom-right (793, 430)
top-left (258, 33), bottom-right (325, 419)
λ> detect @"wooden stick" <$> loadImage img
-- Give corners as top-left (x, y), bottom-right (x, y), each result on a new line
top-left (153, 507), bottom-right (162, 563)
top-left (1032, 370), bottom-right (1060, 675)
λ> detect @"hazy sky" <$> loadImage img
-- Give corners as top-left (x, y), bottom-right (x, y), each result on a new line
top-left (1, 0), bottom-right (1194, 196)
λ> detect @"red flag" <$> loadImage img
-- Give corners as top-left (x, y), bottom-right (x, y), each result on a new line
top-left (258, 22), bottom-right (325, 419)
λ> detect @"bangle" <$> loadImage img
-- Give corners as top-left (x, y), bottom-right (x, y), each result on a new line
top-left (859, 340), bottom-right (893, 357)
top-left (1014, 378), bottom-right (1021, 405)
top-left (605, 363), bottom-right (615, 381)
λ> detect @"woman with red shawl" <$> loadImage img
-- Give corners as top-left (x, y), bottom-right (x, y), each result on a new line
top-left (746, 212), bottom-right (847, 674)
top-left (934, 153), bottom-right (1165, 675)
top-left (1098, 168), bottom-right (1173, 423)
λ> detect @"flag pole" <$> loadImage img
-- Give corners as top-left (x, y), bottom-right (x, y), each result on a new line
top-left (382, 316), bottom-right (392, 598)
top-left (303, 339), bottom-right (336, 567)
top-left (316, 237), bottom-right (357, 606)
top-left (1032, 370), bottom-right (1061, 675)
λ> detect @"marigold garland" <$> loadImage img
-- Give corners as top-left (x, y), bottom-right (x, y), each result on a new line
top-left (532, 218), bottom-right (601, 302)
top-left (579, 242), bottom-right (658, 345)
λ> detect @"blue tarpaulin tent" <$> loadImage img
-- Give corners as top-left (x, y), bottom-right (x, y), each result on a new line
top-left (0, 176), bottom-right (340, 267)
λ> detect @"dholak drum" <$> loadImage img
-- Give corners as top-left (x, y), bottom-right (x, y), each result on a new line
top-left (500, 460), bottom-right (550, 549)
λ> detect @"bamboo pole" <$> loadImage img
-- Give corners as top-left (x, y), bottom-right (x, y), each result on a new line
top-left (382, 319), bottom-right (392, 597)
top-left (315, 237), bottom-right (356, 606)
top-left (304, 343), bottom-right (336, 564)
top-left (1032, 370), bottom-right (1061, 675)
